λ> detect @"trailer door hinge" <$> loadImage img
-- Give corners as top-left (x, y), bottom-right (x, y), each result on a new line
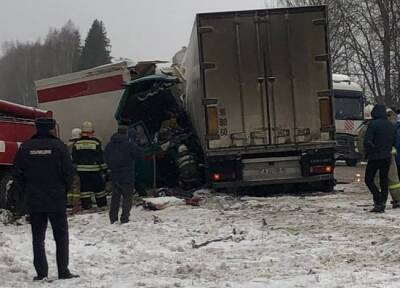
top-left (206, 135), bottom-right (220, 141)
top-left (198, 26), bottom-right (215, 34)
top-left (321, 126), bottom-right (335, 132)
top-left (201, 62), bottom-right (217, 70)
top-left (202, 99), bottom-right (218, 106)
top-left (314, 54), bottom-right (329, 62)
top-left (254, 14), bottom-right (269, 23)
top-left (317, 90), bottom-right (333, 98)
top-left (312, 19), bottom-right (327, 26)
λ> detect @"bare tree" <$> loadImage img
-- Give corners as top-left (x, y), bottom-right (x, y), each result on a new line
top-left (0, 21), bottom-right (81, 105)
top-left (338, 0), bottom-right (399, 105)
top-left (280, 0), bottom-right (352, 75)
top-left (280, 0), bottom-right (400, 106)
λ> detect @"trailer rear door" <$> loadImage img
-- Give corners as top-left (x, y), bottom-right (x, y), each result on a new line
top-left (198, 7), bottom-right (333, 150)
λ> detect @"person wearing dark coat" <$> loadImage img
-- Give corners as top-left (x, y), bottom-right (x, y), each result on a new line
top-left (395, 113), bottom-right (400, 179)
top-left (104, 125), bottom-right (143, 224)
top-left (364, 104), bottom-right (396, 213)
top-left (13, 118), bottom-right (79, 281)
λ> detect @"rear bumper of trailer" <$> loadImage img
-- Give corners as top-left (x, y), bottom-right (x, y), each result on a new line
top-left (212, 173), bottom-right (334, 189)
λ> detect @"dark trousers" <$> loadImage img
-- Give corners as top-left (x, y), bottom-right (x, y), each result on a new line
top-left (109, 182), bottom-right (133, 223)
top-left (79, 171), bottom-right (107, 209)
top-left (397, 164), bottom-right (400, 183)
top-left (365, 158), bottom-right (391, 207)
top-left (30, 213), bottom-right (70, 278)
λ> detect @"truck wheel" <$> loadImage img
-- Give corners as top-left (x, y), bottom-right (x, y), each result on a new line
top-left (0, 170), bottom-right (13, 209)
top-left (345, 159), bottom-right (358, 167)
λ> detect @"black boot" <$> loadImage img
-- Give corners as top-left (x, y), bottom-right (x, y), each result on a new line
top-left (392, 201), bottom-right (400, 209)
top-left (370, 205), bottom-right (385, 213)
top-left (33, 275), bottom-right (47, 281)
top-left (59, 272), bottom-right (80, 280)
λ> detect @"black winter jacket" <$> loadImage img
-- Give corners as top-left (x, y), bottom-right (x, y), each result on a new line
top-left (71, 136), bottom-right (105, 171)
top-left (364, 104), bottom-right (395, 161)
top-left (104, 133), bottom-right (144, 185)
top-left (13, 132), bottom-right (73, 213)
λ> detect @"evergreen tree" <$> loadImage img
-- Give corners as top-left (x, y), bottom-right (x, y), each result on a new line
top-left (79, 19), bottom-right (112, 70)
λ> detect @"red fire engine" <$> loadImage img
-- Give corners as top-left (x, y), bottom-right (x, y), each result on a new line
top-left (0, 100), bottom-right (52, 208)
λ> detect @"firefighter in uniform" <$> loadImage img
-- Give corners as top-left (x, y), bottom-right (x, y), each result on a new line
top-left (66, 128), bottom-right (81, 213)
top-left (72, 121), bottom-right (107, 210)
top-left (358, 106), bottom-right (400, 208)
top-left (13, 118), bottom-right (79, 280)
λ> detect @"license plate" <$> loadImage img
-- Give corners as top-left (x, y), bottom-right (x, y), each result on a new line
top-left (260, 167), bottom-right (287, 175)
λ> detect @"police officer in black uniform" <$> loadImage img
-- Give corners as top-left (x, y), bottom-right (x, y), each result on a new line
top-left (13, 118), bottom-right (79, 281)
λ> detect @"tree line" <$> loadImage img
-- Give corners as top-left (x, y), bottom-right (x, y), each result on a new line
top-left (280, 0), bottom-right (400, 106)
top-left (0, 19), bottom-right (111, 106)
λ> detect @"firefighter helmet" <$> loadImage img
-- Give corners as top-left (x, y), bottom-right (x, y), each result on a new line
top-left (70, 128), bottom-right (82, 141)
top-left (364, 105), bottom-right (374, 120)
top-left (81, 121), bottom-right (94, 133)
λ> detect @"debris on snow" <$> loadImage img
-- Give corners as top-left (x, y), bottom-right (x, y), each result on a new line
top-left (143, 196), bottom-right (185, 210)
top-left (153, 215), bottom-right (162, 224)
top-left (191, 229), bottom-right (246, 249)
top-left (2, 182), bottom-right (400, 287)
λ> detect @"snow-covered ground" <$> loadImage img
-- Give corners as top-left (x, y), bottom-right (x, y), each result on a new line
top-left (2, 180), bottom-right (400, 287)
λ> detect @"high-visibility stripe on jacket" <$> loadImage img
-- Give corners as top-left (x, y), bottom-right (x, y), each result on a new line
top-left (79, 190), bottom-right (107, 199)
top-left (76, 164), bottom-right (103, 172)
top-left (80, 191), bottom-right (93, 199)
top-left (72, 136), bottom-right (106, 171)
top-left (94, 190), bottom-right (108, 198)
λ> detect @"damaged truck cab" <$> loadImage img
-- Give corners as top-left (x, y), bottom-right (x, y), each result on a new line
top-left (115, 75), bottom-right (202, 191)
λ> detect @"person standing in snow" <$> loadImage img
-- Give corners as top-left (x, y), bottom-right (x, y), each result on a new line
top-left (395, 112), bottom-right (400, 180)
top-left (72, 121), bottom-right (107, 210)
top-left (104, 125), bottom-right (143, 224)
top-left (364, 104), bottom-right (396, 213)
top-left (13, 118), bottom-right (79, 281)
top-left (358, 107), bottom-right (400, 209)
top-left (66, 128), bottom-right (82, 214)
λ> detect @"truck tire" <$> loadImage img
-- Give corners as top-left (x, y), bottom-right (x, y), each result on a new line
top-left (318, 180), bottom-right (335, 193)
top-left (345, 159), bottom-right (358, 167)
top-left (0, 170), bottom-right (13, 209)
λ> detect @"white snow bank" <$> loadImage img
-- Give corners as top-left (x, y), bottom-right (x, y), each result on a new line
top-left (1, 183), bottom-right (400, 287)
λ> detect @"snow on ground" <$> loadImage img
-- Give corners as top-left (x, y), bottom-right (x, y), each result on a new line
top-left (2, 181), bottom-right (400, 287)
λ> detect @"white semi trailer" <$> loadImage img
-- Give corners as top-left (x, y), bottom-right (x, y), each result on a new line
top-left (181, 6), bottom-right (336, 190)
top-left (35, 61), bottom-right (157, 143)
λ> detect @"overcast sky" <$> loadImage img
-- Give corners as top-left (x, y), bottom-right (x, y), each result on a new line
top-left (0, 0), bottom-right (281, 62)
